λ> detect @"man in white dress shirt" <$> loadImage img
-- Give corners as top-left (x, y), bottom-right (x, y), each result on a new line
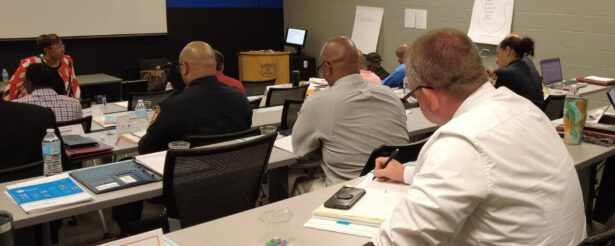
top-left (372, 28), bottom-right (586, 245)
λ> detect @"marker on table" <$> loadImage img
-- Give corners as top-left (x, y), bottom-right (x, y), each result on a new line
top-left (373, 148), bottom-right (399, 181)
top-left (115, 136), bottom-right (121, 146)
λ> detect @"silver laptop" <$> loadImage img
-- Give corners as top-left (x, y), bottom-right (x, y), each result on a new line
top-left (540, 58), bottom-right (579, 88)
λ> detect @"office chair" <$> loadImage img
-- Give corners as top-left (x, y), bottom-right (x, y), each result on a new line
top-left (242, 78), bottom-right (276, 96)
top-left (121, 79), bottom-right (149, 101)
top-left (578, 213), bottom-right (615, 246)
top-left (139, 58), bottom-right (169, 71)
top-left (185, 127), bottom-right (261, 148)
top-left (0, 160), bottom-right (43, 183)
top-left (127, 90), bottom-right (174, 110)
top-left (280, 99), bottom-right (305, 132)
top-left (360, 137), bottom-right (429, 176)
top-left (265, 85), bottom-right (308, 107)
top-left (541, 94), bottom-right (566, 120)
top-left (250, 97), bottom-right (262, 109)
top-left (164, 132), bottom-right (277, 228)
top-left (57, 115), bottom-right (93, 134)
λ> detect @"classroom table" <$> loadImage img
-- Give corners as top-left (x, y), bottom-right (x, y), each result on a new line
top-left (547, 83), bottom-right (611, 97)
top-left (164, 141), bottom-right (615, 245)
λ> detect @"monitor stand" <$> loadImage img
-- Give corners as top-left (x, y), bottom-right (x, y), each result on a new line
top-left (290, 46), bottom-right (304, 56)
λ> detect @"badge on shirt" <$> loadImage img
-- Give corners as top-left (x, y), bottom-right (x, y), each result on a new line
top-left (150, 105), bottom-right (161, 125)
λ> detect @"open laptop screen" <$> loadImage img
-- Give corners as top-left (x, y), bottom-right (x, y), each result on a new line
top-left (540, 58), bottom-right (563, 85)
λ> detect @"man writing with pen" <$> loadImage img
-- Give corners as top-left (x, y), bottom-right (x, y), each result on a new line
top-left (370, 28), bottom-right (586, 245)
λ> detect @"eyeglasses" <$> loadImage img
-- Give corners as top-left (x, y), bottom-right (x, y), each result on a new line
top-left (402, 85), bottom-right (433, 101)
top-left (49, 44), bottom-right (65, 49)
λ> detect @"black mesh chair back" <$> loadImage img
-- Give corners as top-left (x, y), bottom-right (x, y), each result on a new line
top-left (250, 97), bottom-right (262, 109)
top-left (57, 115), bottom-right (93, 134)
top-left (577, 213), bottom-right (615, 246)
top-left (265, 85), bottom-right (308, 107)
top-left (128, 90), bottom-right (174, 110)
top-left (242, 78), bottom-right (276, 96)
top-left (360, 138), bottom-right (429, 176)
top-left (121, 79), bottom-right (149, 101)
top-left (162, 132), bottom-right (277, 228)
top-left (281, 99), bottom-right (305, 131)
top-left (186, 127), bottom-right (261, 148)
top-left (139, 58), bottom-right (169, 70)
top-left (541, 94), bottom-right (566, 120)
top-left (0, 160), bottom-right (43, 183)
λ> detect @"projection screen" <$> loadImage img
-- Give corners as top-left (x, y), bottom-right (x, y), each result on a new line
top-left (0, 0), bottom-right (167, 40)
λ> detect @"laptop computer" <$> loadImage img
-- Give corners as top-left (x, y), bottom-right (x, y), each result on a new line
top-left (584, 88), bottom-right (615, 133)
top-left (540, 58), bottom-right (581, 88)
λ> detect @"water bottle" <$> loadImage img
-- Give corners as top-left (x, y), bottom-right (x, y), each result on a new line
top-left (1, 69), bottom-right (8, 83)
top-left (135, 99), bottom-right (148, 131)
top-left (403, 77), bottom-right (410, 94)
top-left (165, 82), bottom-right (173, 91)
top-left (102, 94), bottom-right (107, 112)
top-left (42, 129), bottom-right (63, 176)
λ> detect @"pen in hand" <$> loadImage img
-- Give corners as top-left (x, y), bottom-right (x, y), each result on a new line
top-left (373, 148), bottom-right (399, 180)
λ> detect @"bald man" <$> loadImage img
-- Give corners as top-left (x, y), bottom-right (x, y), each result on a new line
top-left (138, 41), bottom-right (252, 154)
top-left (291, 37), bottom-right (409, 191)
top-left (382, 43), bottom-right (409, 88)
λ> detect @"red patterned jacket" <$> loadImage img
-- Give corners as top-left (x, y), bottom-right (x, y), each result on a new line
top-left (3, 55), bottom-right (80, 101)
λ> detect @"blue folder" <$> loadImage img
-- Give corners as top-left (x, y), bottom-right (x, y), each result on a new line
top-left (69, 160), bottom-right (160, 194)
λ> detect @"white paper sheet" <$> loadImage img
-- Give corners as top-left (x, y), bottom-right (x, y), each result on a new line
top-left (404, 8), bottom-right (416, 28)
top-left (415, 9), bottom-right (427, 29)
top-left (274, 135), bottom-right (294, 153)
top-left (134, 151), bottom-right (167, 176)
top-left (58, 124), bottom-right (85, 137)
top-left (99, 228), bottom-right (164, 246)
top-left (351, 5), bottom-right (384, 53)
top-left (468, 0), bottom-right (514, 45)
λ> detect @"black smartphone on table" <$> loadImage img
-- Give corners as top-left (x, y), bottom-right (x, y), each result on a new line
top-left (323, 186), bottom-right (366, 210)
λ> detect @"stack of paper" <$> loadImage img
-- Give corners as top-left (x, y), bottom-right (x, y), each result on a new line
top-left (6, 173), bottom-right (93, 213)
top-left (304, 173), bottom-right (410, 237)
top-left (133, 151), bottom-right (167, 176)
top-left (274, 135), bottom-right (294, 153)
top-left (120, 130), bottom-right (146, 144)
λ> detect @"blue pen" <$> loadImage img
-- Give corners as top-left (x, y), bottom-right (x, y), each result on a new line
top-left (336, 221), bottom-right (351, 225)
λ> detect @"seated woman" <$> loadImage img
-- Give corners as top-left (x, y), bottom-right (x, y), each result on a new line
top-left (13, 63), bottom-right (82, 122)
top-left (3, 33), bottom-right (80, 101)
top-left (492, 36), bottom-right (544, 107)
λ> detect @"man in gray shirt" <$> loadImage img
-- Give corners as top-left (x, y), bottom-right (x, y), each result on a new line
top-left (292, 36), bottom-right (409, 191)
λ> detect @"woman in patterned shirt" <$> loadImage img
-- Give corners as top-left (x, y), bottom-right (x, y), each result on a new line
top-left (3, 33), bottom-right (80, 101)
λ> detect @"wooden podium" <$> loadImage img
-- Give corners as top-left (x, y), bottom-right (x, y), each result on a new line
top-left (238, 51), bottom-right (290, 85)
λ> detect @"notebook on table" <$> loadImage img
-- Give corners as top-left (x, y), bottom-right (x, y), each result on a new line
top-left (69, 160), bottom-right (160, 194)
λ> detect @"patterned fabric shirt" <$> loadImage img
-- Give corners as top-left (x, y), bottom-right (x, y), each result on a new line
top-left (13, 88), bottom-right (82, 122)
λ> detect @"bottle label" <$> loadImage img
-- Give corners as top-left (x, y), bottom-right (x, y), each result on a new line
top-left (42, 145), bottom-right (61, 155)
top-left (135, 110), bottom-right (147, 117)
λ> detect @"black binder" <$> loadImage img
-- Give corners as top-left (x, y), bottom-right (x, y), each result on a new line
top-left (69, 160), bottom-right (160, 194)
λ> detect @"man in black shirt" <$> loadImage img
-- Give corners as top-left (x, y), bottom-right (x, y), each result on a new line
top-left (138, 41), bottom-right (252, 154)
top-left (365, 52), bottom-right (390, 80)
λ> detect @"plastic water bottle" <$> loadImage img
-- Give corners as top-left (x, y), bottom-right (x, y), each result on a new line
top-left (402, 77), bottom-right (410, 94)
top-left (135, 99), bottom-right (148, 131)
top-left (42, 129), bottom-right (63, 176)
top-left (1, 69), bottom-right (8, 83)
top-left (102, 94), bottom-right (108, 112)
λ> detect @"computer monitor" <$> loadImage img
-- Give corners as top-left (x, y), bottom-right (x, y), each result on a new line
top-left (285, 27), bottom-right (307, 55)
